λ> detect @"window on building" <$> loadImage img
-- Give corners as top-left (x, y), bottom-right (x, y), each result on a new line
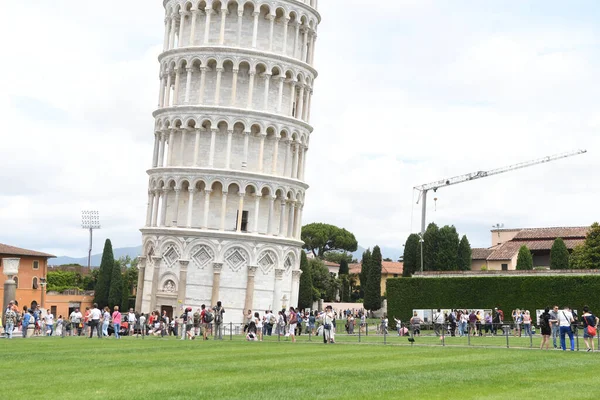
top-left (32, 277), bottom-right (39, 289)
top-left (393, 274), bottom-right (399, 278)
top-left (51, 306), bottom-right (57, 317)
top-left (501, 264), bottom-right (508, 271)
top-left (236, 210), bottom-right (249, 232)
top-left (33, 260), bottom-right (39, 270)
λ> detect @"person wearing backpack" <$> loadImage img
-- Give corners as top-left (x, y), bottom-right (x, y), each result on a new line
top-left (201, 304), bottom-right (213, 340)
top-left (212, 301), bottom-right (225, 340)
top-left (582, 306), bottom-right (599, 352)
top-left (539, 308), bottom-right (552, 350)
top-left (193, 309), bottom-right (201, 337)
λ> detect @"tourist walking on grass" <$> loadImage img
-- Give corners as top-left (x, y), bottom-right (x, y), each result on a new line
top-left (128, 309), bottom-right (137, 336)
top-left (558, 306), bottom-right (575, 351)
top-left (56, 315), bottom-right (63, 337)
top-left (102, 307), bottom-right (111, 337)
top-left (4, 304), bottom-right (17, 339)
top-left (69, 308), bottom-right (82, 336)
top-left (433, 309), bottom-right (444, 337)
top-left (213, 301), bottom-right (225, 340)
top-left (523, 311), bottom-right (532, 336)
top-left (44, 309), bottom-right (54, 336)
top-left (22, 308), bottom-right (32, 338)
top-left (410, 312), bottom-right (422, 337)
top-left (550, 305), bottom-right (559, 349)
top-left (288, 307), bottom-right (297, 343)
top-left (112, 306), bottom-right (121, 339)
top-left (539, 308), bottom-right (552, 350)
top-left (581, 306), bottom-right (598, 352)
top-left (323, 306), bottom-right (334, 344)
top-left (254, 312), bottom-right (263, 342)
top-left (89, 303), bottom-right (102, 339)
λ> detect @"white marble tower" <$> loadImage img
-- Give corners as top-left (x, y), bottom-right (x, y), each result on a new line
top-left (136, 0), bottom-right (320, 323)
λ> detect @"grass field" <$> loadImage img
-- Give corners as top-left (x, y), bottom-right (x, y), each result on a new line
top-left (2, 334), bottom-right (600, 400)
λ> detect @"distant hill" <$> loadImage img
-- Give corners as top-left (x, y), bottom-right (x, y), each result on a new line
top-left (50, 246), bottom-right (143, 267)
top-left (50, 244), bottom-right (402, 267)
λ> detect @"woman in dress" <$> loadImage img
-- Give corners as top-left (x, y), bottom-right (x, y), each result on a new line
top-left (112, 306), bottom-right (121, 339)
top-left (539, 307), bottom-right (552, 350)
top-left (55, 315), bottom-right (63, 337)
top-left (582, 306), bottom-right (599, 352)
top-left (102, 307), bottom-right (111, 337)
top-left (254, 312), bottom-right (263, 341)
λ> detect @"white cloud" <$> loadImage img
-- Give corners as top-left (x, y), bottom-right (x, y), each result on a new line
top-left (0, 1), bottom-right (598, 257)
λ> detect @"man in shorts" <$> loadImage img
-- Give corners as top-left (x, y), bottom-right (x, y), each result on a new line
top-left (128, 308), bottom-right (137, 336)
top-left (201, 304), bottom-right (211, 340)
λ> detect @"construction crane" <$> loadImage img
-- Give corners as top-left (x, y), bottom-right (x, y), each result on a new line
top-left (414, 149), bottom-right (588, 236)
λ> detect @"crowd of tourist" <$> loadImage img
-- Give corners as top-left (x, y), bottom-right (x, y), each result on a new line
top-left (3, 299), bottom-right (598, 351)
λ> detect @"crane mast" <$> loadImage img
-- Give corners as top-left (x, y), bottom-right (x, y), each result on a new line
top-left (414, 149), bottom-right (587, 235)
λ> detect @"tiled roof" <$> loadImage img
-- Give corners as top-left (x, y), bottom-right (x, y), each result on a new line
top-left (487, 239), bottom-right (585, 261)
top-left (513, 227), bottom-right (589, 240)
top-left (347, 262), bottom-right (403, 275)
top-left (472, 248), bottom-right (494, 260)
top-left (0, 243), bottom-right (55, 258)
top-left (323, 261), bottom-right (340, 267)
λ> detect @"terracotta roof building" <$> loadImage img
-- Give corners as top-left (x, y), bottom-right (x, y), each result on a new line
top-left (470, 226), bottom-right (589, 271)
top-left (349, 261), bottom-right (404, 295)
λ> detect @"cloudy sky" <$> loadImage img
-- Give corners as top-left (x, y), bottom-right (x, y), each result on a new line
top-left (1, 0), bottom-right (599, 258)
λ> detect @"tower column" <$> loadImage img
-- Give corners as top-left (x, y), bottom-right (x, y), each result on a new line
top-left (166, 129), bottom-right (175, 166)
top-left (253, 194), bottom-right (261, 233)
top-left (291, 270), bottom-right (302, 307)
top-left (152, 190), bottom-right (160, 227)
top-left (186, 187), bottom-right (196, 228)
top-left (273, 268), bottom-right (284, 311)
top-left (214, 67), bottom-right (224, 105)
top-left (230, 68), bottom-right (239, 106)
top-left (295, 205), bottom-right (304, 239)
top-left (173, 67), bottom-right (181, 105)
top-left (287, 201), bottom-right (295, 238)
top-left (267, 195), bottom-right (276, 235)
top-left (211, 263), bottom-right (223, 306)
top-left (158, 74), bottom-right (166, 107)
top-left (184, 67), bottom-right (193, 104)
top-left (220, 191), bottom-right (228, 230)
top-left (283, 138), bottom-right (291, 177)
top-left (246, 71), bottom-right (256, 109)
top-left (293, 22), bottom-right (300, 58)
top-left (178, 260), bottom-right (189, 305)
top-left (296, 85), bottom-right (305, 120)
top-left (193, 128), bottom-right (201, 166)
top-left (276, 76), bottom-right (285, 113)
top-left (263, 73), bottom-right (271, 111)
top-left (168, 15), bottom-right (176, 49)
top-left (198, 67), bottom-right (207, 104)
top-left (172, 188), bottom-right (181, 226)
top-left (282, 17), bottom-right (290, 55)
top-left (271, 136), bottom-right (280, 175)
top-left (160, 188), bottom-right (169, 227)
top-left (244, 266), bottom-right (258, 312)
top-left (236, 193), bottom-right (245, 232)
top-left (288, 81), bottom-right (297, 116)
top-left (209, 128), bottom-right (217, 167)
top-left (135, 256), bottom-right (146, 312)
top-left (301, 27), bottom-right (309, 62)
top-left (296, 144), bottom-right (303, 180)
top-left (146, 192), bottom-right (154, 226)
top-left (164, 70), bottom-right (172, 107)
top-left (268, 14), bottom-right (275, 51)
top-left (159, 132), bottom-right (167, 167)
top-left (252, 12), bottom-right (259, 48)
top-left (163, 17), bottom-right (171, 51)
top-left (149, 256), bottom-right (162, 312)
top-left (178, 11), bottom-right (186, 48)
top-left (189, 9), bottom-right (198, 45)
top-left (219, 8), bottom-right (227, 45)
top-left (258, 134), bottom-right (266, 172)
top-left (204, 9), bottom-right (213, 44)
top-left (152, 132), bottom-right (160, 167)
top-left (242, 131), bottom-right (249, 169)
top-left (178, 129), bottom-right (186, 166)
top-left (225, 130), bottom-right (233, 169)
top-left (237, 10), bottom-right (243, 47)
top-left (278, 199), bottom-right (287, 236)
top-left (202, 189), bottom-right (212, 229)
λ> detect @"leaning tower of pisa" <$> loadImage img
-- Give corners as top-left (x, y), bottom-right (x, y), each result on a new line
top-left (135, 0), bottom-right (320, 322)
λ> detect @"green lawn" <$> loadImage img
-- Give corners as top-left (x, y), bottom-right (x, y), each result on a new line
top-left (2, 334), bottom-right (600, 399)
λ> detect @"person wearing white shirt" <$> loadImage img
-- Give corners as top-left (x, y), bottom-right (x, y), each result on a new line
top-left (89, 304), bottom-right (102, 339)
top-left (69, 309), bottom-right (83, 336)
top-left (44, 310), bottom-right (55, 336)
top-left (128, 309), bottom-right (137, 335)
top-left (558, 306), bottom-right (575, 351)
top-left (102, 307), bottom-right (111, 337)
top-left (323, 306), bottom-right (335, 344)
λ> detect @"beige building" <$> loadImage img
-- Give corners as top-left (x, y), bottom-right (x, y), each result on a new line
top-left (349, 261), bottom-right (403, 295)
top-left (471, 226), bottom-right (589, 271)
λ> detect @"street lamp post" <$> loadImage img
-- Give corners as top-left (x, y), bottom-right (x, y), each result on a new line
top-left (419, 235), bottom-right (424, 273)
top-left (40, 277), bottom-right (47, 309)
top-left (81, 211), bottom-right (101, 269)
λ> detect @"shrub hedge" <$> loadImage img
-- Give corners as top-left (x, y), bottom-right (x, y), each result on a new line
top-left (387, 276), bottom-right (600, 322)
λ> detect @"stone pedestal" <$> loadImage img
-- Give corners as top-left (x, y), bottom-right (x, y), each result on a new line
top-left (2, 258), bottom-right (19, 328)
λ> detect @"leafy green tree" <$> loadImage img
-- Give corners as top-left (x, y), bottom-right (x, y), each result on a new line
top-left (108, 258), bottom-right (123, 310)
top-left (423, 223), bottom-right (440, 271)
top-left (402, 234), bottom-right (420, 277)
top-left (570, 244), bottom-right (586, 269)
top-left (324, 252), bottom-right (354, 265)
top-left (301, 223), bottom-right (358, 259)
top-left (550, 238), bottom-right (570, 270)
top-left (364, 246), bottom-right (383, 311)
top-left (338, 274), bottom-right (349, 302)
top-left (298, 252), bottom-right (313, 309)
top-left (309, 258), bottom-right (330, 300)
top-left (435, 225), bottom-right (459, 271)
top-left (457, 235), bottom-right (472, 271)
top-left (47, 271), bottom-right (79, 292)
top-left (339, 259), bottom-right (349, 275)
top-left (516, 245), bottom-right (533, 270)
top-left (359, 249), bottom-right (372, 294)
top-left (94, 239), bottom-right (114, 307)
top-left (581, 222), bottom-right (600, 269)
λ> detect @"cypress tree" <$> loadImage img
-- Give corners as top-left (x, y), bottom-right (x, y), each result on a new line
top-left (550, 238), bottom-right (570, 270)
top-left (423, 223), bottom-right (440, 271)
top-left (435, 225), bottom-right (460, 271)
top-left (359, 249), bottom-right (372, 295)
top-left (364, 246), bottom-right (382, 311)
top-left (402, 234), bottom-right (420, 277)
top-left (457, 235), bottom-right (472, 271)
top-left (108, 259), bottom-right (123, 310)
top-left (121, 272), bottom-right (130, 312)
top-left (516, 245), bottom-right (533, 270)
top-left (94, 239), bottom-right (114, 308)
top-left (339, 258), bottom-right (349, 275)
top-left (581, 222), bottom-right (600, 269)
top-left (298, 252), bottom-right (313, 310)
